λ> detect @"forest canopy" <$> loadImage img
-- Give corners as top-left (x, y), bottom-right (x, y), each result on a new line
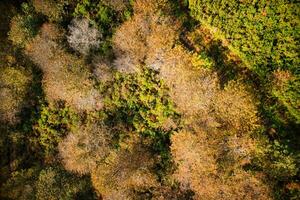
top-left (0, 0), bottom-right (299, 199)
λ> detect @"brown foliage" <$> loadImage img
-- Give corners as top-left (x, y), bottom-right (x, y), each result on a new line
top-left (102, 0), bottom-right (129, 11)
top-left (156, 45), bottom-right (260, 134)
top-left (272, 69), bottom-right (294, 91)
top-left (92, 58), bottom-right (113, 83)
top-left (25, 23), bottom-right (102, 111)
top-left (171, 130), bottom-right (217, 193)
top-left (91, 135), bottom-right (157, 199)
top-left (32, 0), bottom-right (64, 22)
top-left (158, 46), bottom-right (219, 120)
top-left (59, 124), bottom-right (112, 175)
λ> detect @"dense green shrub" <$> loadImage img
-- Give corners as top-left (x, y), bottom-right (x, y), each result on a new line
top-left (272, 74), bottom-right (300, 124)
top-left (254, 140), bottom-right (299, 182)
top-left (188, 0), bottom-right (300, 77)
top-left (31, 102), bottom-right (79, 156)
top-left (103, 68), bottom-right (179, 178)
top-left (104, 68), bottom-right (179, 137)
top-left (73, 0), bottom-right (117, 33)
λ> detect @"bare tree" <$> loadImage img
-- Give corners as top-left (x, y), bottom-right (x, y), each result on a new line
top-left (67, 18), bottom-right (102, 55)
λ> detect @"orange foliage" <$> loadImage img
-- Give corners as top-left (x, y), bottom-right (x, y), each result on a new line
top-left (91, 135), bottom-right (157, 199)
top-left (171, 129), bottom-right (271, 200)
top-left (112, 0), bottom-right (179, 73)
top-left (213, 81), bottom-right (260, 134)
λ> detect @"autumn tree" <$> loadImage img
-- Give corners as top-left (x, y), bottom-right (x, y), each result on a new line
top-left (59, 123), bottom-right (112, 175)
top-left (91, 135), bottom-right (158, 199)
top-left (171, 129), bottom-right (272, 200)
top-left (32, 0), bottom-right (65, 22)
top-left (67, 18), bottom-right (102, 55)
top-left (25, 23), bottom-right (102, 111)
top-left (112, 0), bottom-right (178, 73)
top-left (0, 66), bottom-right (32, 124)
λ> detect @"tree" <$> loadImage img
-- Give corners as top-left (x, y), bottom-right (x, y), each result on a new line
top-left (31, 102), bottom-right (79, 157)
top-left (59, 123), bottom-right (112, 175)
top-left (171, 130), bottom-right (271, 200)
top-left (0, 66), bottom-right (31, 124)
top-left (25, 23), bottom-right (102, 111)
top-left (32, 0), bottom-right (65, 22)
top-left (8, 3), bottom-right (43, 47)
top-left (67, 18), bottom-right (102, 55)
top-left (91, 135), bottom-right (157, 199)
top-left (35, 167), bottom-right (92, 200)
top-left (213, 80), bottom-right (260, 134)
top-left (112, 0), bottom-right (178, 73)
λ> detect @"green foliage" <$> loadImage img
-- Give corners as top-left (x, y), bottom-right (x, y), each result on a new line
top-left (273, 76), bottom-right (300, 124)
top-left (152, 130), bottom-right (175, 180)
top-left (73, 0), bottom-right (115, 34)
top-left (0, 166), bottom-right (95, 200)
top-left (32, 102), bottom-right (79, 156)
top-left (8, 2), bottom-right (43, 47)
top-left (73, 0), bottom-right (133, 56)
top-left (102, 68), bottom-right (179, 179)
top-left (0, 168), bottom-right (38, 200)
top-left (35, 167), bottom-right (93, 200)
top-left (254, 140), bottom-right (299, 182)
top-left (104, 68), bottom-right (179, 138)
top-left (192, 51), bottom-right (215, 69)
top-left (188, 0), bottom-right (300, 77)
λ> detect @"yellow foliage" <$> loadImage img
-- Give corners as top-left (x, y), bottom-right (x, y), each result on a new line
top-left (213, 81), bottom-right (260, 134)
top-left (171, 129), bottom-right (271, 200)
top-left (0, 66), bottom-right (31, 123)
top-left (91, 135), bottom-right (157, 199)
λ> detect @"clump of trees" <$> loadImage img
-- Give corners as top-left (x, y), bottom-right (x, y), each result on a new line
top-left (171, 129), bottom-right (272, 200)
top-left (188, 1), bottom-right (300, 198)
top-left (188, 0), bottom-right (299, 76)
top-left (1, 0), bottom-right (299, 199)
top-left (25, 23), bottom-right (102, 111)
